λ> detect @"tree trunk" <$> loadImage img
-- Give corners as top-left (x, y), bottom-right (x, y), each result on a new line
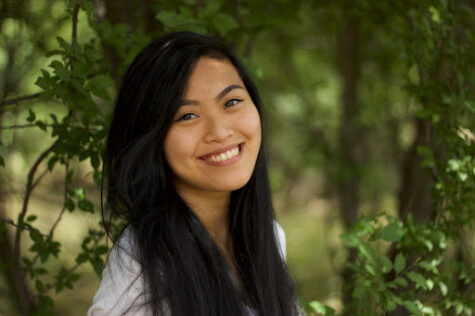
top-left (398, 118), bottom-right (435, 223)
top-left (336, 7), bottom-right (366, 314)
top-left (0, 32), bottom-right (38, 316)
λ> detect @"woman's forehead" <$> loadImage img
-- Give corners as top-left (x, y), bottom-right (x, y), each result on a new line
top-left (183, 57), bottom-right (244, 98)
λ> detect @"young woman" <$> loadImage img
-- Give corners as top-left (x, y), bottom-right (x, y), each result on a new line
top-left (88, 32), bottom-right (299, 316)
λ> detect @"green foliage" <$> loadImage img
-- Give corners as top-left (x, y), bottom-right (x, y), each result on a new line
top-left (307, 0), bottom-right (475, 315)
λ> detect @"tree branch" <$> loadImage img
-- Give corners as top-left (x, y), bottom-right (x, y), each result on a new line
top-left (47, 164), bottom-right (69, 239)
top-left (24, 164), bottom-right (69, 277)
top-left (0, 216), bottom-right (48, 238)
top-left (30, 168), bottom-right (49, 192)
top-left (68, 3), bottom-right (81, 70)
top-left (0, 123), bottom-right (53, 130)
top-left (72, 4), bottom-right (80, 47)
top-left (13, 139), bottom-right (60, 270)
top-left (0, 93), bottom-right (41, 107)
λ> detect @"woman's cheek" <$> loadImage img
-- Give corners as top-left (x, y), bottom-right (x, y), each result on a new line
top-left (240, 105), bottom-right (261, 140)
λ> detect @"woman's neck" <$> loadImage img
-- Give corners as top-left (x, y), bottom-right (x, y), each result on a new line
top-left (174, 186), bottom-right (242, 286)
top-left (175, 186), bottom-right (231, 251)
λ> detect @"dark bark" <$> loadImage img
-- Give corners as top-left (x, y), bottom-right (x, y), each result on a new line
top-left (398, 118), bottom-right (435, 223)
top-left (0, 16), bottom-right (38, 314)
top-left (0, 214), bottom-right (37, 315)
top-left (336, 7), bottom-right (366, 315)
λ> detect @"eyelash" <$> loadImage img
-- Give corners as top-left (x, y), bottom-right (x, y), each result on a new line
top-left (225, 98), bottom-right (243, 107)
top-left (176, 98), bottom-right (243, 122)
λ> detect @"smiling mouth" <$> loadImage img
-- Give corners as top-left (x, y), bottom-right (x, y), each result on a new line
top-left (200, 144), bottom-right (242, 162)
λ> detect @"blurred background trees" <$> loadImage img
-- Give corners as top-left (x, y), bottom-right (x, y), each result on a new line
top-left (0, 0), bottom-right (474, 315)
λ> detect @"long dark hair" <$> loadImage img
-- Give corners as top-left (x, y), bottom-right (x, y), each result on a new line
top-left (103, 31), bottom-right (298, 315)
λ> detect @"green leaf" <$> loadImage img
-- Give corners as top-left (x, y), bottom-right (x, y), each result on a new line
top-left (36, 120), bottom-right (48, 131)
top-left (78, 199), bottom-right (94, 213)
top-left (358, 241), bottom-right (377, 262)
top-left (380, 256), bottom-right (393, 273)
top-left (50, 60), bottom-right (70, 81)
top-left (309, 301), bottom-right (326, 314)
top-left (403, 301), bottom-right (422, 316)
top-left (340, 232), bottom-right (359, 247)
top-left (88, 74), bottom-right (113, 90)
top-left (425, 278), bottom-right (434, 290)
top-left (364, 263), bottom-right (376, 276)
top-left (47, 156), bottom-right (59, 171)
top-left (394, 252), bottom-right (406, 274)
top-left (0, 156), bottom-right (4, 167)
top-left (394, 277), bottom-right (408, 287)
top-left (30, 230), bottom-right (43, 243)
top-left (38, 295), bottom-right (54, 313)
top-left (87, 75), bottom-right (113, 100)
top-left (35, 76), bottom-right (51, 90)
top-left (36, 267), bottom-right (48, 275)
top-left (66, 198), bottom-right (75, 212)
top-left (40, 69), bottom-right (50, 79)
top-left (386, 299), bottom-right (397, 311)
top-left (95, 245), bottom-right (108, 255)
top-left (309, 301), bottom-right (335, 315)
top-left (56, 36), bottom-right (71, 51)
top-left (381, 223), bottom-right (404, 242)
top-left (407, 272), bottom-right (426, 289)
top-left (90, 152), bottom-right (100, 169)
top-left (90, 256), bottom-right (104, 277)
top-left (45, 49), bottom-right (62, 57)
top-left (35, 279), bottom-right (44, 292)
top-left (72, 188), bottom-right (85, 199)
top-left (26, 215), bottom-right (37, 222)
top-left (439, 281), bottom-right (448, 296)
top-left (27, 108), bottom-right (36, 122)
top-left (76, 253), bottom-right (89, 264)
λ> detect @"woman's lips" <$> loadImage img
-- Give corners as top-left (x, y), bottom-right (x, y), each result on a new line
top-left (201, 143), bottom-right (242, 158)
top-left (200, 143), bottom-right (244, 166)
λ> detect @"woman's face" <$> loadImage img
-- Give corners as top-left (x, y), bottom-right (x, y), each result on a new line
top-left (163, 57), bottom-right (261, 196)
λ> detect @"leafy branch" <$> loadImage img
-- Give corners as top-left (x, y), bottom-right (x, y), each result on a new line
top-left (13, 138), bottom-right (61, 270)
top-left (0, 92), bottom-right (41, 107)
top-left (0, 216), bottom-right (48, 238)
top-left (24, 163), bottom-right (71, 277)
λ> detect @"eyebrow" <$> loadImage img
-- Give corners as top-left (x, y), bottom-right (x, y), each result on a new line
top-left (180, 84), bottom-right (245, 106)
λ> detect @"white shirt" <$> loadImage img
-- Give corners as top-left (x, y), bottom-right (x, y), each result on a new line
top-left (87, 222), bottom-right (287, 316)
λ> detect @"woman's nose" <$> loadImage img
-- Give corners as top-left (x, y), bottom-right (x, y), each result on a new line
top-left (203, 116), bottom-right (234, 143)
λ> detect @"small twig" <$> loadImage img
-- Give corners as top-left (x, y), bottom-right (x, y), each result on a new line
top-left (30, 168), bottom-right (50, 192)
top-left (0, 124), bottom-right (42, 130)
top-left (0, 216), bottom-right (48, 238)
top-left (68, 3), bottom-right (80, 70)
top-left (1, 123), bottom-right (55, 132)
top-left (48, 164), bottom-right (69, 238)
top-left (71, 4), bottom-right (80, 47)
top-left (0, 93), bottom-right (41, 107)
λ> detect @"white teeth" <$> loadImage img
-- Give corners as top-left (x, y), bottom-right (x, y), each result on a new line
top-left (205, 146), bottom-right (240, 162)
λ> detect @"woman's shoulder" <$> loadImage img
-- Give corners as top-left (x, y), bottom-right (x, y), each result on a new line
top-left (87, 226), bottom-right (147, 315)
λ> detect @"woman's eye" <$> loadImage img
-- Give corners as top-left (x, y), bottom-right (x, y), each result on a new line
top-left (225, 98), bottom-right (242, 108)
top-left (177, 113), bottom-right (198, 121)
